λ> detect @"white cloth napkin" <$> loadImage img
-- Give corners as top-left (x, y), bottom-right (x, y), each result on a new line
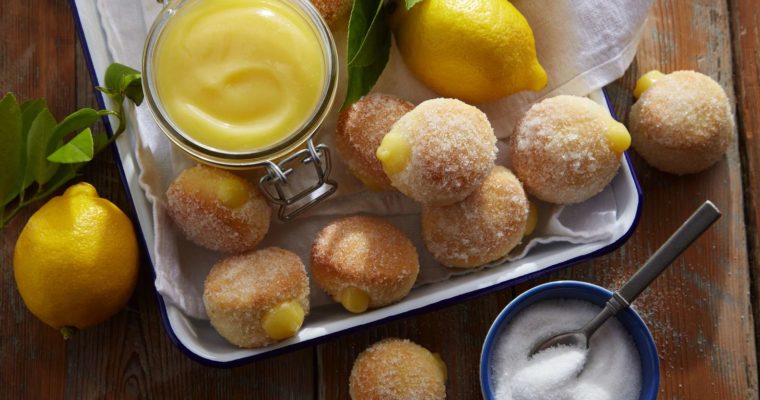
top-left (95, 0), bottom-right (651, 319)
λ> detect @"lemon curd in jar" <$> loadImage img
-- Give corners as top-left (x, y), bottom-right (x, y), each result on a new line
top-left (153, 0), bottom-right (326, 153)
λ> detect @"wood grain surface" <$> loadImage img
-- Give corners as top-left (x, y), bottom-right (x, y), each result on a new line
top-left (1, 0), bottom-right (759, 399)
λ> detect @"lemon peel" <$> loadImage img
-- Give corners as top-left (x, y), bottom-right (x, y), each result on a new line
top-left (393, 0), bottom-right (547, 103)
top-left (13, 182), bottom-right (139, 337)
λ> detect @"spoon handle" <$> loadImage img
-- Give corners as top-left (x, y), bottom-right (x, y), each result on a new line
top-left (617, 200), bottom-right (721, 304)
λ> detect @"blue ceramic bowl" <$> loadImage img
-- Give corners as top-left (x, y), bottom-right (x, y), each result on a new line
top-left (480, 280), bottom-right (659, 399)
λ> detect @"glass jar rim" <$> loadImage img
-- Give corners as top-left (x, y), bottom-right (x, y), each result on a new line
top-left (141, 0), bottom-right (338, 169)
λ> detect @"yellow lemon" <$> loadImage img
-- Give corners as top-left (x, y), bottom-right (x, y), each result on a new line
top-left (393, 0), bottom-right (547, 103)
top-left (13, 182), bottom-right (139, 338)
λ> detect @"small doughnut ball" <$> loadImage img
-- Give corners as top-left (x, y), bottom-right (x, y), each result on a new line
top-left (630, 70), bottom-right (733, 175)
top-left (203, 247), bottom-right (309, 348)
top-left (510, 95), bottom-right (630, 204)
top-left (311, 216), bottom-right (419, 313)
top-left (309, 0), bottom-right (351, 25)
top-left (336, 94), bottom-right (414, 191)
top-left (376, 98), bottom-right (497, 206)
top-left (422, 166), bottom-right (529, 268)
top-left (350, 338), bottom-right (446, 400)
top-left (166, 165), bottom-right (271, 253)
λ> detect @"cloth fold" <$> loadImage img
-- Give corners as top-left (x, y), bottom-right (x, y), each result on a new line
top-left (95, 0), bottom-right (651, 318)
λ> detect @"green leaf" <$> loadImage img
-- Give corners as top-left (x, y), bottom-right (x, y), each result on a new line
top-left (48, 108), bottom-right (105, 155)
top-left (18, 99), bottom-right (47, 191)
top-left (405, 0), bottom-right (423, 10)
top-left (47, 128), bottom-right (94, 164)
top-left (104, 63), bottom-right (140, 92)
top-left (104, 63), bottom-right (143, 105)
top-left (347, 0), bottom-right (386, 67)
top-left (121, 73), bottom-right (144, 105)
top-left (0, 93), bottom-right (23, 206)
top-left (24, 108), bottom-right (60, 187)
top-left (93, 131), bottom-right (110, 153)
top-left (20, 99), bottom-right (46, 130)
top-left (342, 0), bottom-right (392, 109)
top-left (95, 85), bottom-right (116, 96)
top-left (38, 164), bottom-right (77, 199)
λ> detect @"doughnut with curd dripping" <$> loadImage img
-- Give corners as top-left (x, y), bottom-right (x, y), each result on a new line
top-left (336, 93), bottom-right (414, 191)
top-left (203, 247), bottom-right (309, 348)
top-left (349, 338), bottom-right (447, 400)
top-left (311, 216), bottom-right (419, 313)
top-left (166, 165), bottom-right (271, 253)
top-left (376, 98), bottom-right (497, 206)
top-left (630, 70), bottom-right (733, 175)
top-left (509, 95), bottom-right (630, 204)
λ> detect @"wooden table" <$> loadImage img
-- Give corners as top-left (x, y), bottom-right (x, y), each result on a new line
top-left (2, 0), bottom-right (758, 398)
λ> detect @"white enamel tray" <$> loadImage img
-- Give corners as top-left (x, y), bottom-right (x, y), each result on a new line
top-left (70, 0), bottom-right (642, 366)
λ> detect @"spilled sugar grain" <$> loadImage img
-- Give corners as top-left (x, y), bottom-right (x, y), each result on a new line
top-left (490, 299), bottom-right (642, 400)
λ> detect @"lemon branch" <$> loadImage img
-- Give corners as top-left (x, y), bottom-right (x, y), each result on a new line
top-left (0, 63), bottom-right (143, 229)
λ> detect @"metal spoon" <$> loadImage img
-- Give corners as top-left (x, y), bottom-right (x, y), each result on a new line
top-left (529, 200), bottom-right (721, 357)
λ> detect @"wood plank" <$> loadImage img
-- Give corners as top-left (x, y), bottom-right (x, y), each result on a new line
top-left (729, 0), bottom-right (760, 366)
top-left (0, 0), bottom-right (74, 398)
top-left (60, 40), bottom-right (316, 399)
top-left (571, 0), bottom-right (758, 398)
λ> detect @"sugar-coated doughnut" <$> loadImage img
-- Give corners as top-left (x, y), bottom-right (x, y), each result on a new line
top-left (510, 95), bottom-right (629, 204)
top-left (376, 98), bottom-right (497, 206)
top-left (422, 166), bottom-right (529, 268)
top-left (630, 70), bottom-right (733, 175)
top-left (203, 247), bottom-right (309, 348)
top-left (350, 338), bottom-right (447, 400)
top-left (311, 216), bottom-right (419, 313)
top-left (336, 93), bottom-right (414, 191)
top-left (309, 0), bottom-right (351, 25)
top-left (166, 165), bottom-right (271, 253)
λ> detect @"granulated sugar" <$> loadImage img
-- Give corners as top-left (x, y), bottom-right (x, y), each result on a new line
top-left (490, 299), bottom-right (642, 400)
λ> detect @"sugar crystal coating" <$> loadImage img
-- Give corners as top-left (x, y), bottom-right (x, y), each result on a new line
top-left (203, 247), bottom-right (310, 348)
top-left (309, 0), bottom-right (351, 25)
top-left (350, 338), bottom-right (446, 400)
top-left (336, 93), bottom-right (414, 191)
top-left (629, 70), bottom-right (733, 175)
top-left (422, 166), bottom-right (528, 268)
top-left (509, 95), bottom-right (622, 204)
top-left (166, 165), bottom-right (271, 253)
top-left (311, 216), bottom-right (419, 309)
top-left (381, 98), bottom-right (497, 206)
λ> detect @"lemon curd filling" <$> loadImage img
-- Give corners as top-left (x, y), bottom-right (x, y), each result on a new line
top-left (376, 131), bottom-right (411, 175)
top-left (262, 301), bottom-right (305, 340)
top-left (339, 286), bottom-right (370, 314)
top-left (633, 70), bottom-right (665, 99)
top-left (153, 0), bottom-right (326, 153)
top-left (605, 120), bottom-right (632, 155)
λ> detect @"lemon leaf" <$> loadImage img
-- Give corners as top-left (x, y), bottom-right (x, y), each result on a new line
top-left (37, 164), bottom-right (77, 199)
top-left (49, 108), bottom-right (104, 156)
top-left (102, 63), bottom-right (143, 105)
top-left (93, 131), bottom-right (110, 154)
top-left (47, 128), bottom-right (95, 164)
top-left (343, 0), bottom-right (391, 109)
top-left (0, 93), bottom-right (23, 206)
top-left (25, 108), bottom-right (60, 187)
top-left (347, 0), bottom-right (389, 67)
top-left (20, 99), bottom-right (49, 190)
top-left (405, 0), bottom-right (423, 10)
top-left (20, 99), bottom-right (47, 132)
top-left (0, 63), bottom-right (143, 229)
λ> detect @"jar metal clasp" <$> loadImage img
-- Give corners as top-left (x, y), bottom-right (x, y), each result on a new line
top-left (258, 139), bottom-right (338, 221)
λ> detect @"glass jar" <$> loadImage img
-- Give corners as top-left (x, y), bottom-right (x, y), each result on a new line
top-left (142, 0), bottom-right (339, 220)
